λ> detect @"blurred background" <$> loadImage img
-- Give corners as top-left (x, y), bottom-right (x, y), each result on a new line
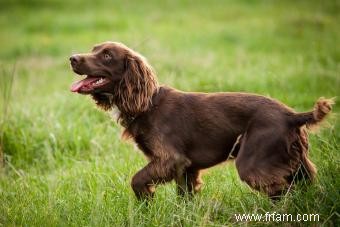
top-left (0, 0), bottom-right (339, 226)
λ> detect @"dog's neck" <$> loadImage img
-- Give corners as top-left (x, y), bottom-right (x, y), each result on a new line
top-left (91, 85), bottom-right (159, 128)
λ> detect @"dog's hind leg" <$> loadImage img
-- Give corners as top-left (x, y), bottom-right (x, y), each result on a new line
top-left (235, 125), bottom-right (303, 198)
top-left (286, 127), bottom-right (316, 184)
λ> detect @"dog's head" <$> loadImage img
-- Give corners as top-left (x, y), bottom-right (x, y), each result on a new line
top-left (70, 41), bottom-right (158, 113)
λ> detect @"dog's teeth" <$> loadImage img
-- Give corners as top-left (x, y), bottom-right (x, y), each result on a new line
top-left (93, 78), bottom-right (105, 85)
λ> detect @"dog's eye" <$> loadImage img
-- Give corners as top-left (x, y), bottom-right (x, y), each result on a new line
top-left (103, 53), bottom-right (112, 61)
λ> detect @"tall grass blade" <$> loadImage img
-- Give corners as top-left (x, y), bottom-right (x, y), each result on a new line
top-left (0, 64), bottom-right (16, 169)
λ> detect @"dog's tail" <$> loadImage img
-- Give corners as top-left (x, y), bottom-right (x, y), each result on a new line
top-left (289, 97), bottom-right (334, 128)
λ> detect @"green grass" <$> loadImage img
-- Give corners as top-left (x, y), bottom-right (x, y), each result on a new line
top-left (0, 0), bottom-right (339, 226)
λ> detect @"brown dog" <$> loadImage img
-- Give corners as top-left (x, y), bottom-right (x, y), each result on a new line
top-left (70, 41), bottom-right (333, 199)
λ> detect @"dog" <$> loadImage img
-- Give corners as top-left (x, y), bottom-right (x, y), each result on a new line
top-left (70, 41), bottom-right (333, 199)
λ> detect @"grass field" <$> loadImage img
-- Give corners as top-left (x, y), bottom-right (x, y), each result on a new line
top-left (0, 0), bottom-right (339, 226)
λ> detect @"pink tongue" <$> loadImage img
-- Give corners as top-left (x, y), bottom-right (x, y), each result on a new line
top-left (70, 77), bottom-right (100, 92)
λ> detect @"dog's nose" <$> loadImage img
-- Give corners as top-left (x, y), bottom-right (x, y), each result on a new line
top-left (69, 55), bottom-right (80, 65)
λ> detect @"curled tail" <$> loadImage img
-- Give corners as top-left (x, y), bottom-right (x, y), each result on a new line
top-left (289, 97), bottom-right (335, 128)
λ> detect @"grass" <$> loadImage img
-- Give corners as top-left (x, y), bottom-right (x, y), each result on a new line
top-left (0, 0), bottom-right (339, 226)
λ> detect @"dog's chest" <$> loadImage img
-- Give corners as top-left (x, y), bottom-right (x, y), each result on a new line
top-left (133, 134), bottom-right (154, 158)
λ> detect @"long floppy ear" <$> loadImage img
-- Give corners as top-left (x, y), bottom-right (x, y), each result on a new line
top-left (115, 53), bottom-right (158, 115)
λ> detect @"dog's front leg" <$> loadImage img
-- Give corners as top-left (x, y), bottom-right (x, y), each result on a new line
top-left (131, 155), bottom-right (190, 200)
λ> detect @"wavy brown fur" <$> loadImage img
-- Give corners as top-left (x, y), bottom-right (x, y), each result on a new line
top-left (113, 52), bottom-right (158, 126)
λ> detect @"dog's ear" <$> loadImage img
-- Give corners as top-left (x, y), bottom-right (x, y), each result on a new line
top-left (115, 53), bottom-right (158, 115)
top-left (124, 55), bottom-right (146, 96)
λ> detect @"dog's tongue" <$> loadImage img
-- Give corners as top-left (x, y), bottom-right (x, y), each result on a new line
top-left (70, 77), bottom-right (100, 92)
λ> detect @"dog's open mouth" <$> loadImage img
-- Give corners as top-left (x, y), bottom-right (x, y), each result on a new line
top-left (70, 76), bottom-right (110, 93)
